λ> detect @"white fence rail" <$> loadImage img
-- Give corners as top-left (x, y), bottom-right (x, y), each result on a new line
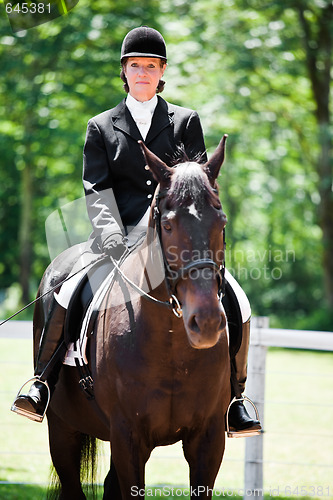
top-left (0, 320), bottom-right (32, 339)
top-left (245, 317), bottom-right (333, 500)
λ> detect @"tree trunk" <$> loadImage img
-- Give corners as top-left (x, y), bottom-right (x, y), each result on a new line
top-left (18, 161), bottom-right (33, 304)
top-left (318, 123), bottom-right (333, 308)
top-left (297, 4), bottom-right (333, 309)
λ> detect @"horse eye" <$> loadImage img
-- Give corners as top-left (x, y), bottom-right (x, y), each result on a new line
top-left (163, 223), bottom-right (172, 233)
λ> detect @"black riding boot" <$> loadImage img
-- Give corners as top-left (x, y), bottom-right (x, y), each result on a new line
top-left (228, 319), bottom-right (262, 437)
top-left (11, 300), bottom-right (66, 422)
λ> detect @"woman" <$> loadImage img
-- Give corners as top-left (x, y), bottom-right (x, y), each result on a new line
top-left (12, 26), bottom-right (261, 436)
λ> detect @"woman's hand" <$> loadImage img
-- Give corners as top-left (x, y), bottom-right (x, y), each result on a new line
top-left (101, 233), bottom-right (127, 260)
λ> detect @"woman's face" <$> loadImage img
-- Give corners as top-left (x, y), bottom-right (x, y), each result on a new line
top-left (124, 57), bottom-right (166, 102)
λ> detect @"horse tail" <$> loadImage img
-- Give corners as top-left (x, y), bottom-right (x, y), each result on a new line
top-left (80, 433), bottom-right (99, 498)
top-left (47, 433), bottom-right (99, 500)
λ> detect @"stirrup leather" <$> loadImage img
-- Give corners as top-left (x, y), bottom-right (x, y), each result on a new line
top-left (226, 395), bottom-right (262, 438)
top-left (11, 377), bottom-right (50, 423)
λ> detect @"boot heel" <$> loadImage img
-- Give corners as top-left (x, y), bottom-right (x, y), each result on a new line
top-left (11, 377), bottom-right (50, 423)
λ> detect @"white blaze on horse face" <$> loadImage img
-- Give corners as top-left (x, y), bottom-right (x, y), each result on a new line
top-left (187, 203), bottom-right (201, 220)
top-left (167, 210), bottom-right (176, 220)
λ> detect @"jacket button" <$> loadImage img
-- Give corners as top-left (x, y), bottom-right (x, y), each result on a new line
top-left (144, 165), bottom-right (149, 170)
top-left (147, 194), bottom-right (152, 199)
top-left (146, 180), bottom-right (152, 185)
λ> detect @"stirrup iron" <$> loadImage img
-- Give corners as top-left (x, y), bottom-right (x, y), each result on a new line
top-left (226, 395), bottom-right (262, 438)
top-left (11, 377), bottom-right (50, 423)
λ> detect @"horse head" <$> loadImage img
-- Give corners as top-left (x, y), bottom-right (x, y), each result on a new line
top-left (139, 136), bottom-right (228, 349)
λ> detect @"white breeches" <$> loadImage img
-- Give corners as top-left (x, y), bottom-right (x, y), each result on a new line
top-left (54, 251), bottom-right (97, 308)
top-left (225, 268), bottom-right (251, 323)
top-left (56, 264), bottom-right (251, 322)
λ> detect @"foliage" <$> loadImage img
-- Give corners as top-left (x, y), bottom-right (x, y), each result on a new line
top-left (0, 0), bottom-right (332, 328)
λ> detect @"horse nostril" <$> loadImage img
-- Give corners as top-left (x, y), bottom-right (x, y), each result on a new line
top-left (188, 311), bottom-right (226, 336)
top-left (220, 313), bottom-right (227, 331)
top-left (189, 314), bottom-right (200, 334)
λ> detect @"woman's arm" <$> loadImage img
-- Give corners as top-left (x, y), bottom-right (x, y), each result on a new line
top-left (83, 118), bottom-right (125, 253)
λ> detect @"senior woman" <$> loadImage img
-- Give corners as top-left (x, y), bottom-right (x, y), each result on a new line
top-left (12, 26), bottom-right (261, 437)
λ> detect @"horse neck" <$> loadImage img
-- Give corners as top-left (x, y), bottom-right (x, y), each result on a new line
top-left (139, 219), bottom-right (169, 301)
top-left (120, 215), bottom-right (169, 304)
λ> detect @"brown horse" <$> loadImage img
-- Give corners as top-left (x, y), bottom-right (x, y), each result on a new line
top-left (34, 136), bottom-right (230, 499)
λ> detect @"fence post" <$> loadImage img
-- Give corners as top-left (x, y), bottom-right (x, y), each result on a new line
top-left (243, 316), bottom-right (269, 500)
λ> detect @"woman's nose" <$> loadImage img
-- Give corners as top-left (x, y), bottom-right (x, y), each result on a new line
top-left (137, 66), bottom-right (147, 76)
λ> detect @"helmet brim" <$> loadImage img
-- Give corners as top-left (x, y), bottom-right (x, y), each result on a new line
top-left (121, 52), bottom-right (167, 62)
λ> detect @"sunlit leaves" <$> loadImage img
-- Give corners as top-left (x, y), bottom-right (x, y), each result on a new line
top-left (0, 0), bottom-right (331, 326)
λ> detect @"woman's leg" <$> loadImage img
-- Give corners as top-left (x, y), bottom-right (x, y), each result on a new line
top-left (11, 259), bottom-right (90, 422)
top-left (224, 270), bottom-right (262, 437)
top-left (11, 297), bottom-right (67, 422)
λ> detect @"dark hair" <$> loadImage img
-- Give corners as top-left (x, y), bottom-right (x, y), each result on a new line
top-left (120, 58), bottom-right (166, 94)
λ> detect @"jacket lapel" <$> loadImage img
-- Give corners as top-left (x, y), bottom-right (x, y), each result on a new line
top-left (110, 96), bottom-right (174, 144)
top-left (145, 96), bottom-right (174, 145)
top-left (111, 99), bottom-right (143, 141)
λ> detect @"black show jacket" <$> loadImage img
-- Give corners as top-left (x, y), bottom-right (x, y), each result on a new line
top-left (83, 95), bottom-right (207, 246)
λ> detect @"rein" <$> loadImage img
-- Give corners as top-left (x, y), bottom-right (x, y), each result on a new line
top-left (109, 255), bottom-right (182, 317)
top-left (1, 189), bottom-right (226, 326)
top-left (112, 189), bottom-right (225, 319)
top-left (0, 254), bottom-right (107, 328)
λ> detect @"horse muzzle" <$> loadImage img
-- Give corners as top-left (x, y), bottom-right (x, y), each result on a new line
top-left (182, 301), bottom-right (227, 349)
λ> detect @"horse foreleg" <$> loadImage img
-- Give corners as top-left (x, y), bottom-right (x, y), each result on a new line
top-left (183, 421), bottom-right (225, 499)
top-left (108, 420), bottom-right (150, 500)
top-left (103, 457), bottom-right (122, 500)
top-left (47, 407), bottom-right (86, 500)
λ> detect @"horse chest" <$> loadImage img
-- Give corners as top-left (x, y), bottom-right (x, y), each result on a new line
top-left (93, 301), bottom-right (228, 442)
top-left (113, 345), bottom-right (225, 427)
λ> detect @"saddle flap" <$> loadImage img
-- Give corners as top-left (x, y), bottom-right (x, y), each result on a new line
top-left (64, 258), bottom-right (114, 345)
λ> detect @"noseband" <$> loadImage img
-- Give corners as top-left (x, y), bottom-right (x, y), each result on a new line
top-left (154, 190), bottom-right (225, 317)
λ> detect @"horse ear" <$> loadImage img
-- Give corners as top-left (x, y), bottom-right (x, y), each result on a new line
top-left (138, 141), bottom-right (173, 186)
top-left (204, 134), bottom-right (228, 185)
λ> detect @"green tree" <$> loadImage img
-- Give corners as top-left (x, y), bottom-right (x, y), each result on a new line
top-left (0, 0), bottom-right (163, 306)
top-left (294, 1), bottom-right (333, 309)
top-left (0, 0), bottom-right (331, 329)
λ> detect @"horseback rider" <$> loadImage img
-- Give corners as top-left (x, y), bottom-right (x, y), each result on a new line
top-left (12, 26), bottom-right (261, 437)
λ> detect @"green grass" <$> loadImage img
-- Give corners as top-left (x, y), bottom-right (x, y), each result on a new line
top-left (1, 337), bottom-right (333, 499)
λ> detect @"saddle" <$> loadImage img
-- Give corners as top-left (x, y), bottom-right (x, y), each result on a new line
top-left (64, 256), bottom-right (114, 345)
top-left (61, 256), bottom-right (116, 398)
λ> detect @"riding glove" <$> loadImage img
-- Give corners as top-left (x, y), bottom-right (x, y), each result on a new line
top-left (101, 233), bottom-right (127, 260)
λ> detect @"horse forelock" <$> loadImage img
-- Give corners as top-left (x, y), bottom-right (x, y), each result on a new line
top-left (167, 162), bottom-right (221, 211)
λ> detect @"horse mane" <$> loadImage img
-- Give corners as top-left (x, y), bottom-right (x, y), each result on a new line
top-left (167, 159), bottom-right (221, 210)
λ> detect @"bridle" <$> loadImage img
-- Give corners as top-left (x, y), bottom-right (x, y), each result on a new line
top-left (152, 189), bottom-right (225, 317)
top-left (110, 189), bottom-right (225, 318)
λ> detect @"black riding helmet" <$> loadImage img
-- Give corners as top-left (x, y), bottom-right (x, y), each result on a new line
top-left (120, 26), bottom-right (167, 62)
